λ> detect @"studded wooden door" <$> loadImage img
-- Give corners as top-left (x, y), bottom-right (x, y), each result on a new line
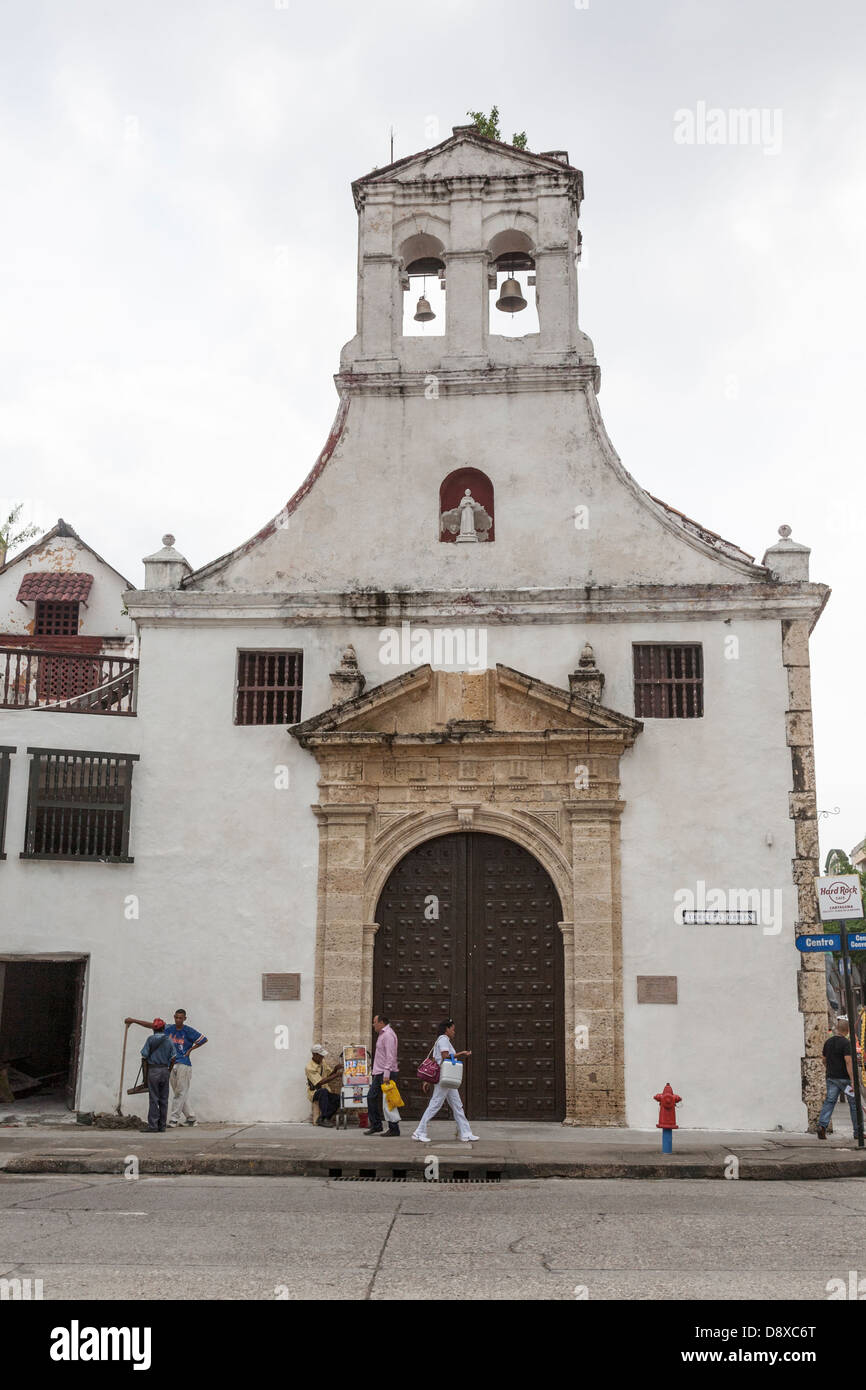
top-left (373, 833), bottom-right (564, 1121)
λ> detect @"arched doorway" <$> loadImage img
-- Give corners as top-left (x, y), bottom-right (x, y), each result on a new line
top-left (373, 832), bottom-right (565, 1121)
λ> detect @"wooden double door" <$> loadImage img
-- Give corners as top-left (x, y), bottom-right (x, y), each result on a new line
top-left (373, 833), bottom-right (565, 1121)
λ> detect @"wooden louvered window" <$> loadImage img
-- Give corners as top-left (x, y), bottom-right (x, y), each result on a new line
top-left (235, 651), bottom-right (303, 726)
top-left (633, 644), bottom-right (704, 718)
top-left (22, 748), bottom-right (138, 861)
top-left (0, 746), bottom-right (13, 860)
top-left (34, 601), bottom-right (80, 636)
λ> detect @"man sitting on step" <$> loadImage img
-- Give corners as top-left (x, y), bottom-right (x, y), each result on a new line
top-left (306, 1045), bottom-right (342, 1126)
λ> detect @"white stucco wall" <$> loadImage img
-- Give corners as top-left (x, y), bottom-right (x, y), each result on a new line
top-left (0, 611), bottom-right (805, 1129)
top-left (193, 386), bottom-right (757, 597)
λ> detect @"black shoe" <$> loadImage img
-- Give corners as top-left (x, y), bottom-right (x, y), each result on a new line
top-left (364, 1128), bottom-right (383, 1136)
top-left (384, 1129), bottom-right (401, 1138)
top-left (817, 1124), bottom-right (827, 1140)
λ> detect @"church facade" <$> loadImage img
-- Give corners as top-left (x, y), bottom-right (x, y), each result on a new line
top-left (1, 128), bottom-right (829, 1129)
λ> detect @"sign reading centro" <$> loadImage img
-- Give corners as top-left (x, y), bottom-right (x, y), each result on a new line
top-left (814, 875), bottom-right (864, 922)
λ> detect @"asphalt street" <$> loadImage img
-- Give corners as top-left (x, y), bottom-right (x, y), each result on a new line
top-left (1, 1173), bottom-right (864, 1300)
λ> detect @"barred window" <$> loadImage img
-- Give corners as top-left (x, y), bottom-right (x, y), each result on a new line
top-left (633, 644), bottom-right (703, 718)
top-left (235, 651), bottom-right (303, 726)
top-left (34, 601), bottom-right (80, 636)
top-left (22, 748), bottom-right (138, 861)
top-left (0, 746), bottom-right (13, 860)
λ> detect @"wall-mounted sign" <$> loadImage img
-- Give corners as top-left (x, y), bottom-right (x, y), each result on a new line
top-left (682, 910), bottom-right (757, 925)
top-left (637, 975), bottom-right (678, 1004)
top-left (796, 933), bottom-right (841, 953)
top-left (261, 973), bottom-right (301, 1001)
top-left (815, 876), bottom-right (864, 922)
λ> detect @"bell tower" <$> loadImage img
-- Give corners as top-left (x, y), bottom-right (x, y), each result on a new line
top-left (339, 125), bottom-right (597, 380)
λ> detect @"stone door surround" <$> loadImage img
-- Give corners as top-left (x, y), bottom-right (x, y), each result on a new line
top-left (291, 663), bottom-right (642, 1125)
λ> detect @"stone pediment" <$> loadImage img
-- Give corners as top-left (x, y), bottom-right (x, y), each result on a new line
top-left (353, 130), bottom-right (580, 203)
top-left (291, 664), bottom-right (641, 748)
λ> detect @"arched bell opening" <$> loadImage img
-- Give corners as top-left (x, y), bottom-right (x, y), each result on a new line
top-left (487, 229), bottom-right (539, 338)
top-left (400, 233), bottom-right (447, 337)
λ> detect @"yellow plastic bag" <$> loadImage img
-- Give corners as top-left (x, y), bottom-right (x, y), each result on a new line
top-left (381, 1079), bottom-right (404, 1109)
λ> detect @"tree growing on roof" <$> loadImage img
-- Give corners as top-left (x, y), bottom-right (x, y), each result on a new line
top-left (467, 107), bottom-right (528, 149)
top-left (0, 502), bottom-right (42, 568)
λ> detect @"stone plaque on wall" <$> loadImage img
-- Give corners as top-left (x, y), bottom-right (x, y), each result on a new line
top-left (636, 975), bottom-right (677, 1005)
top-left (262, 973), bottom-right (301, 1001)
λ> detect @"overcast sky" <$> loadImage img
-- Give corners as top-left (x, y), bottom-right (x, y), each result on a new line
top-left (1, 0), bottom-right (863, 858)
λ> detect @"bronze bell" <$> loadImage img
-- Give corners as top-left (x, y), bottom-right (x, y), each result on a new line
top-left (414, 294), bottom-right (435, 323)
top-left (495, 276), bottom-right (527, 313)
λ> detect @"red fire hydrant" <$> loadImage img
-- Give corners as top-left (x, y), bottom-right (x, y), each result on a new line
top-left (654, 1082), bottom-right (682, 1152)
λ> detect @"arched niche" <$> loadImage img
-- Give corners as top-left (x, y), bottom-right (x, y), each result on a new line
top-left (439, 467), bottom-right (495, 543)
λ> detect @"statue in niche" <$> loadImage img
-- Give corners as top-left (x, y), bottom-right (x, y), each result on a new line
top-left (440, 489), bottom-right (492, 544)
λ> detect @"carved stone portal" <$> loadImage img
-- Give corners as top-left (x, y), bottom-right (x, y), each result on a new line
top-left (291, 662), bottom-right (642, 1125)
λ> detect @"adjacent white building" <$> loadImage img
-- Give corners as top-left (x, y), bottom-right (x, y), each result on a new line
top-left (0, 128), bottom-right (829, 1129)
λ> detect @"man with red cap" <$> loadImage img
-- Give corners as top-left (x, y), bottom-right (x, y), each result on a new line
top-left (139, 1018), bottom-right (178, 1132)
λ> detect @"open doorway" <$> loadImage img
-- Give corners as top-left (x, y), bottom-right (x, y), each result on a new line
top-left (0, 956), bottom-right (87, 1111)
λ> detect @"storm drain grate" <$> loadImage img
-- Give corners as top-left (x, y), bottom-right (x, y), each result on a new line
top-left (330, 1170), bottom-right (503, 1185)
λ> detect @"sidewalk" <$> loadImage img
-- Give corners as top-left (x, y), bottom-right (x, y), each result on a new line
top-left (1, 1117), bottom-right (863, 1180)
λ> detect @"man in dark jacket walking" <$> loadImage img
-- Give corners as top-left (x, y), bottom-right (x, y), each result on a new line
top-left (817, 1016), bottom-right (862, 1140)
top-left (140, 1018), bottom-right (178, 1132)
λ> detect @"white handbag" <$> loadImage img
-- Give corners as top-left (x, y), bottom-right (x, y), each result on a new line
top-left (439, 1057), bottom-right (463, 1089)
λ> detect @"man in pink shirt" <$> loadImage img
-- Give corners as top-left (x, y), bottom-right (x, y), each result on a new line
top-left (366, 1013), bottom-right (400, 1137)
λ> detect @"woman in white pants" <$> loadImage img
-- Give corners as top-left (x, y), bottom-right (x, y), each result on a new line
top-left (412, 1019), bottom-right (479, 1143)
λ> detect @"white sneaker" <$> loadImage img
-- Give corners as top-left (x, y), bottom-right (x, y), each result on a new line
top-left (411, 1132), bottom-right (431, 1143)
top-left (461, 1134), bottom-right (480, 1142)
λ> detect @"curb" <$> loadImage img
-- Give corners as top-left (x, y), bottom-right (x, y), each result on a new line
top-left (3, 1153), bottom-right (865, 1181)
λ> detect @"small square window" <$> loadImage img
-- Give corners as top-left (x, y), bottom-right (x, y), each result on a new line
top-left (235, 651), bottom-right (303, 725)
top-left (34, 601), bottom-right (80, 636)
top-left (633, 645), bottom-right (703, 718)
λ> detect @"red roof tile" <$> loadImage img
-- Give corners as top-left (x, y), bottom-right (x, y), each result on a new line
top-left (16, 571), bottom-right (94, 603)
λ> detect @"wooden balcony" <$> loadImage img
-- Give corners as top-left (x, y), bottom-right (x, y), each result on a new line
top-left (0, 647), bottom-right (138, 716)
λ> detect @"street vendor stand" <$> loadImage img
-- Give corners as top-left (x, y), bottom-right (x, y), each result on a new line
top-left (336, 1045), bottom-right (370, 1129)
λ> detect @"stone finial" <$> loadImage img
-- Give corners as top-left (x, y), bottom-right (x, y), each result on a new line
top-left (330, 644), bottom-right (366, 706)
top-left (569, 642), bottom-right (605, 703)
top-left (142, 534), bottom-right (192, 591)
top-left (762, 524), bottom-right (810, 582)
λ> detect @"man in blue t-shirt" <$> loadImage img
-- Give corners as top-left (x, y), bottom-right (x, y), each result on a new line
top-left (164, 1009), bottom-right (208, 1127)
top-left (127, 1008), bottom-right (208, 1127)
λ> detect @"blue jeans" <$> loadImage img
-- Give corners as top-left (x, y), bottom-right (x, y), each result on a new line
top-left (818, 1076), bottom-right (862, 1138)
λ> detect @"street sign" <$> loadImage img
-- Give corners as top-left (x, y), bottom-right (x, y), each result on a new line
top-left (815, 875), bottom-right (864, 922)
top-left (845, 932), bottom-right (866, 951)
top-left (796, 932), bottom-right (841, 952)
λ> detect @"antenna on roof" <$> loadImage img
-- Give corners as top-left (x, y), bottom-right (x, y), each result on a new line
top-left (389, 126), bottom-right (395, 163)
